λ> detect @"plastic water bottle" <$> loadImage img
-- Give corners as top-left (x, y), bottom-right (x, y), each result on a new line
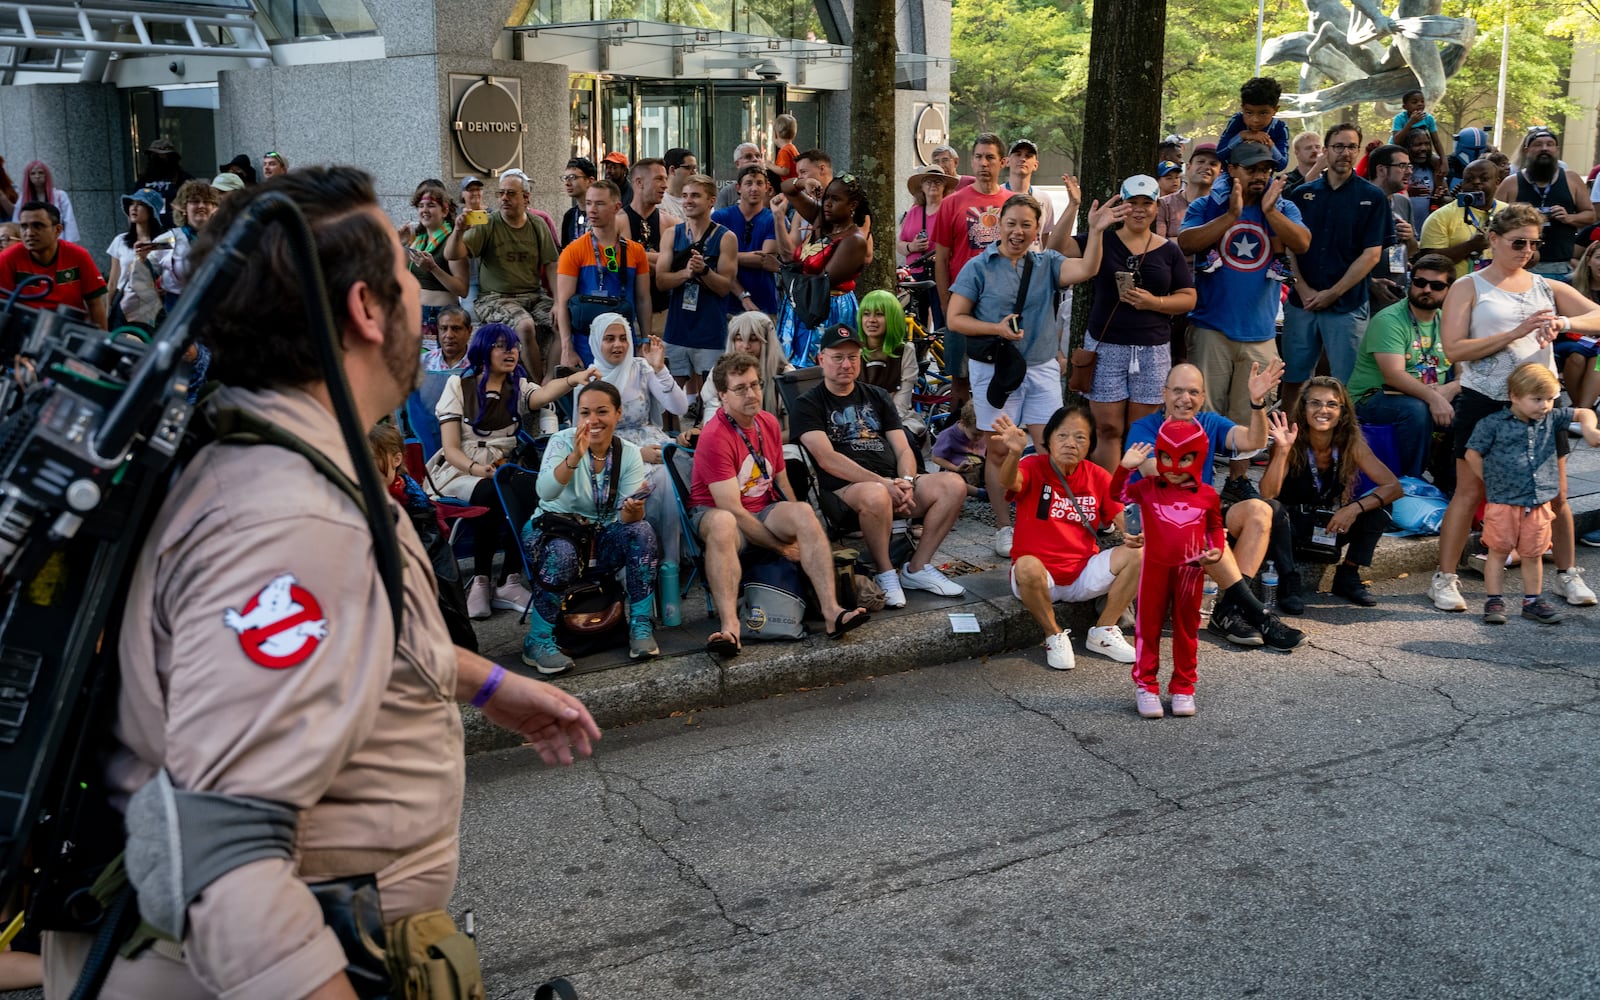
top-left (1260, 560), bottom-right (1279, 611)
top-left (658, 562), bottom-right (681, 626)
top-left (1123, 502), bottom-right (1141, 536)
top-left (1201, 577), bottom-right (1218, 618)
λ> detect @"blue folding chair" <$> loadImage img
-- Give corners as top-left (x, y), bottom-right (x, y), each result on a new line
top-left (493, 464), bottom-right (543, 624)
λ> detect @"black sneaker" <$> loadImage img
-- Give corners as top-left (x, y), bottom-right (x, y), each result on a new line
top-left (1521, 597), bottom-right (1564, 624)
top-left (1331, 568), bottom-right (1377, 607)
top-left (1277, 589), bottom-right (1305, 615)
top-left (1259, 615), bottom-right (1307, 650)
top-left (1208, 610), bottom-right (1264, 646)
top-left (1219, 475), bottom-right (1261, 507)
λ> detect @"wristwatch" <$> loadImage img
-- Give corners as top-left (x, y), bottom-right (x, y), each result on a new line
top-left (739, 291), bottom-right (752, 300)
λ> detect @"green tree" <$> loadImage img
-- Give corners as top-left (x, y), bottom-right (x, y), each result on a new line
top-left (948, 0), bottom-right (1091, 158)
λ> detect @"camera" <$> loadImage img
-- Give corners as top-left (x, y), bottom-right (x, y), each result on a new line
top-left (1457, 191), bottom-right (1486, 209)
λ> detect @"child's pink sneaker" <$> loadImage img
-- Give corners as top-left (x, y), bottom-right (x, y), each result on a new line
top-left (1170, 693), bottom-right (1196, 717)
top-left (1135, 688), bottom-right (1164, 719)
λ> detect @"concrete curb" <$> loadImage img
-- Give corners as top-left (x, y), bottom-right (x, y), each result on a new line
top-left (462, 496), bottom-right (1600, 754)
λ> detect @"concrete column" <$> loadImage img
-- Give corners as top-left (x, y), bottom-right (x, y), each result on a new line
top-left (0, 82), bottom-right (130, 271)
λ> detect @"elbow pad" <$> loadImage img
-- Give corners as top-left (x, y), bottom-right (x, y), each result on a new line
top-left (124, 769), bottom-right (298, 940)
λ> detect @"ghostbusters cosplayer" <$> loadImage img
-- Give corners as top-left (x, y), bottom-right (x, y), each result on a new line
top-left (42, 167), bottom-right (601, 999)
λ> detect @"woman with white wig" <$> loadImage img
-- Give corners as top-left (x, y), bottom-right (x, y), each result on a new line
top-left (581, 311), bottom-right (690, 560)
top-left (696, 311), bottom-right (794, 428)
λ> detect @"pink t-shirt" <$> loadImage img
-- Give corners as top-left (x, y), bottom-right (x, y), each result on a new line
top-left (898, 203), bottom-right (934, 272)
top-left (930, 185), bottom-right (1010, 283)
top-left (690, 409), bottom-right (785, 513)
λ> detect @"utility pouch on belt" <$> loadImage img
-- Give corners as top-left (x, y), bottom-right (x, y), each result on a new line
top-left (386, 908), bottom-right (487, 1000)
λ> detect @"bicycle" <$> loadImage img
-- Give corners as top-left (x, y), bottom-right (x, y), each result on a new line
top-left (899, 276), bottom-right (954, 433)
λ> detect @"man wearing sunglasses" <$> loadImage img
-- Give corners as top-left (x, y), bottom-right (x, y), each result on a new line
top-left (558, 157), bottom-right (595, 248)
top-left (1348, 253), bottom-right (1460, 480)
top-left (555, 179), bottom-right (651, 367)
top-left (660, 147), bottom-right (698, 222)
top-left (711, 164), bottom-right (781, 315)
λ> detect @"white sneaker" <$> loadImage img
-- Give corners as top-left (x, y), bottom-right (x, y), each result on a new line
top-left (539, 405), bottom-right (559, 435)
top-left (900, 562), bottom-right (965, 597)
top-left (1084, 625), bottom-right (1136, 663)
top-left (876, 569), bottom-right (907, 608)
top-left (1044, 629), bottom-right (1075, 670)
top-left (492, 573), bottom-right (533, 612)
top-left (1170, 693), bottom-right (1197, 717)
top-left (993, 526), bottom-right (1014, 558)
top-left (466, 575), bottom-right (493, 620)
top-left (1428, 571), bottom-right (1467, 612)
top-left (1135, 687), bottom-right (1164, 719)
top-left (1556, 566), bottom-right (1598, 606)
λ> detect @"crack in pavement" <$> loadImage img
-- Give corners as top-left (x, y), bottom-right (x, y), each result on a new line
top-left (594, 762), bottom-right (758, 940)
top-left (1483, 810), bottom-right (1600, 865)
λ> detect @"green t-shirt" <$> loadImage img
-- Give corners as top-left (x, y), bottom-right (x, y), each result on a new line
top-left (462, 212), bottom-right (556, 296)
top-left (1347, 299), bottom-right (1449, 400)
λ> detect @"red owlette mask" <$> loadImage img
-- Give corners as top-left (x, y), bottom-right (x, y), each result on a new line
top-left (1156, 419), bottom-right (1209, 485)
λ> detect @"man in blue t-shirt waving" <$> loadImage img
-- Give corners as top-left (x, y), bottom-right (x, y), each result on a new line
top-left (1178, 141), bottom-right (1310, 500)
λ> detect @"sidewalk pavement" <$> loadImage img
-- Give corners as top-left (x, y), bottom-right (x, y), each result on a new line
top-left (463, 445), bottom-right (1600, 754)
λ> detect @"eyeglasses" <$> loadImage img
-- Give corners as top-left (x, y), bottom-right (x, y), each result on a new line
top-left (560, 173), bottom-right (583, 183)
top-left (1504, 237), bottom-right (1543, 251)
top-left (676, 163), bottom-right (698, 172)
top-left (725, 381), bottom-right (763, 396)
top-left (1304, 399), bottom-right (1343, 410)
top-left (1410, 276), bottom-right (1449, 291)
top-left (1328, 143), bottom-right (1362, 152)
top-left (1386, 161), bottom-right (1414, 171)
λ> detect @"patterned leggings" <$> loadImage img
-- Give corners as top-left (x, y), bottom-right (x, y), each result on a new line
top-left (520, 519), bottom-right (659, 624)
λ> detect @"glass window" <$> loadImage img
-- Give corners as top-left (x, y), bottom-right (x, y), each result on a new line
top-left (569, 78), bottom-right (595, 160)
top-left (638, 86), bottom-right (705, 161)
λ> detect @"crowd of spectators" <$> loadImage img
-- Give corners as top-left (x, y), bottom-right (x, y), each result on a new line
top-left (8, 82), bottom-right (1600, 722)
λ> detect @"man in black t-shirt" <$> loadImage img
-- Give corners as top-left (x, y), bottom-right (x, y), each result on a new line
top-left (795, 325), bottom-right (969, 610)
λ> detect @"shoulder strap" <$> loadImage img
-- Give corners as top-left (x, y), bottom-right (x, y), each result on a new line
top-left (210, 407), bottom-right (403, 642)
top-left (1043, 457), bottom-right (1098, 538)
top-left (1012, 253), bottom-right (1035, 318)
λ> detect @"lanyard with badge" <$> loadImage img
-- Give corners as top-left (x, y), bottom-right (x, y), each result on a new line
top-left (1305, 447), bottom-right (1342, 549)
top-left (1409, 313), bottom-right (1443, 385)
top-left (1464, 203), bottom-right (1494, 270)
top-left (722, 409), bottom-right (783, 500)
top-left (589, 233), bottom-right (623, 297)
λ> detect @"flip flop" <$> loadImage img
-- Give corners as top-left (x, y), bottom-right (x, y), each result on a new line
top-left (706, 631), bottom-right (741, 657)
top-left (826, 608), bottom-right (870, 640)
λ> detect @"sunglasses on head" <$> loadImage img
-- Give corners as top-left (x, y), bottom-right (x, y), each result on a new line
top-left (1410, 276), bottom-right (1449, 291)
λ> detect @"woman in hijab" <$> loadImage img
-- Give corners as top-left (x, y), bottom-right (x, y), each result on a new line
top-left (583, 312), bottom-right (690, 561)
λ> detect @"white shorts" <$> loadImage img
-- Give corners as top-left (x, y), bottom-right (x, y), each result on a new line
top-left (970, 359), bottom-right (1064, 431)
top-left (1009, 548), bottom-right (1117, 603)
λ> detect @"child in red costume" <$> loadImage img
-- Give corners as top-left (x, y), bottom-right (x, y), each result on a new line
top-left (1111, 420), bottom-right (1226, 719)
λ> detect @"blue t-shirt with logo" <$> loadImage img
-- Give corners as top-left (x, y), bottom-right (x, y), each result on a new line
top-left (1182, 197), bottom-right (1303, 343)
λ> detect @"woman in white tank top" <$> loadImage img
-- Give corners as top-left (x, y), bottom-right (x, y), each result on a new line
top-left (1426, 203), bottom-right (1600, 614)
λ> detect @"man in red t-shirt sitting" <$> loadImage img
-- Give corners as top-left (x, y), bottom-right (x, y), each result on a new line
top-left (997, 407), bottom-right (1142, 671)
top-left (688, 352), bottom-right (870, 654)
top-left (0, 201), bottom-right (107, 328)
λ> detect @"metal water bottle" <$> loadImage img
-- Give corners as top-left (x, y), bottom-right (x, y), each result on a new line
top-left (1260, 560), bottom-right (1279, 611)
top-left (659, 561), bottom-right (681, 626)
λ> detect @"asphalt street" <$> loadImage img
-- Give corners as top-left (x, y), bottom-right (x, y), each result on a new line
top-left (457, 557), bottom-right (1600, 1000)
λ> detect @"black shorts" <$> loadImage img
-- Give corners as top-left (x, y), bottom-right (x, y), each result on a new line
top-left (1453, 387), bottom-right (1570, 461)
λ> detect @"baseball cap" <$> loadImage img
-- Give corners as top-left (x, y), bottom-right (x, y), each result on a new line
top-left (1162, 134), bottom-right (1187, 146)
top-left (1189, 141), bottom-right (1219, 160)
top-left (459, 175), bottom-right (484, 192)
top-left (1156, 160), bottom-right (1183, 178)
top-left (816, 324), bottom-right (861, 353)
top-left (1229, 141), bottom-right (1277, 167)
top-left (1522, 127), bottom-right (1558, 149)
top-left (1008, 138), bottom-right (1038, 157)
top-left (602, 151), bottom-right (629, 166)
top-left (1120, 175), bottom-right (1160, 201)
top-left (147, 138), bottom-right (177, 154)
top-left (210, 172), bottom-right (245, 193)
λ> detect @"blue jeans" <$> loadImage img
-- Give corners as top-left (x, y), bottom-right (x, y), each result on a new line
top-left (1355, 390), bottom-right (1433, 480)
top-left (1282, 303), bottom-right (1368, 384)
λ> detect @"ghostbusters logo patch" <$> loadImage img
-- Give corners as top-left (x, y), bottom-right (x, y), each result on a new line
top-left (222, 573), bottom-right (329, 669)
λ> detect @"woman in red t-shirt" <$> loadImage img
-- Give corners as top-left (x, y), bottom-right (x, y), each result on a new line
top-left (997, 406), bottom-right (1143, 671)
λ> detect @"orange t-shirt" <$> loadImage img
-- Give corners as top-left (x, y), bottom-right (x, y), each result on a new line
top-left (774, 143), bottom-right (800, 180)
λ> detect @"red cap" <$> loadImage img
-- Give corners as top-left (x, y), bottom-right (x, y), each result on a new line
top-left (601, 151), bottom-right (628, 166)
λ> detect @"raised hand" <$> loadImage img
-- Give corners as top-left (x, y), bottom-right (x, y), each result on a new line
top-left (1246, 358), bottom-right (1285, 404)
top-left (1263, 175), bottom-right (1286, 208)
top-left (1267, 409), bottom-right (1297, 449)
top-left (642, 335), bottom-right (667, 371)
top-left (1121, 441), bottom-right (1154, 469)
top-left (992, 413), bottom-right (1030, 456)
